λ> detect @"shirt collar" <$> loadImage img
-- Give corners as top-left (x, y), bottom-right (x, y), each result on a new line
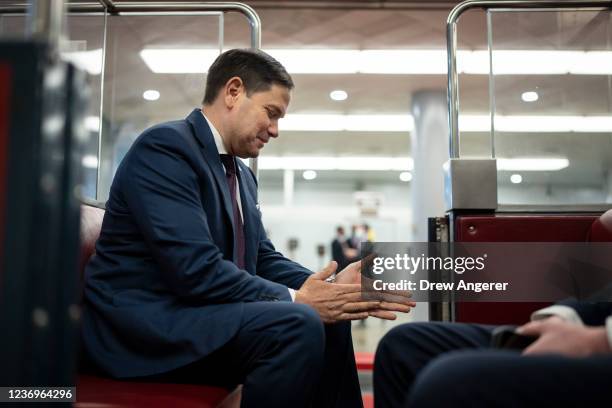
top-left (201, 111), bottom-right (228, 155)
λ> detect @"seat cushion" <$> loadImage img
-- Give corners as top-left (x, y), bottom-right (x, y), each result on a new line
top-left (76, 375), bottom-right (229, 408)
top-left (589, 209), bottom-right (612, 242)
top-left (77, 206), bottom-right (229, 406)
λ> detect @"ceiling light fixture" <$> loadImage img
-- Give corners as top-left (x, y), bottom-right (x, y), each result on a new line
top-left (510, 174), bottom-right (523, 184)
top-left (330, 90), bottom-right (348, 101)
top-left (498, 158), bottom-right (569, 171)
top-left (260, 156), bottom-right (414, 171)
top-left (521, 91), bottom-right (539, 102)
top-left (143, 90), bottom-right (160, 101)
top-left (62, 48), bottom-right (103, 75)
top-left (280, 114), bottom-right (414, 132)
top-left (399, 171), bottom-right (413, 182)
top-left (140, 48), bottom-right (612, 75)
top-left (258, 156), bottom-right (565, 172)
top-left (85, 116), bottom-right (100, 132)
top-left (279, 114), bottom-right (612, 133)
top-left (302, 170), bottom-right (317, 180)
top-left (140, 49), bottom-right (219, 73)
top-left (82, 155), bottom-right (99, 169)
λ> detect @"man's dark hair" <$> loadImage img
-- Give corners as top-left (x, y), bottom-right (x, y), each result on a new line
top-left (202, 49), bottom-right (294, 104)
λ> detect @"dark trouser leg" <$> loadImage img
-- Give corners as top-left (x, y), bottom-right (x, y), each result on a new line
top-left (373, 322), bottom-right (494, 408)
top-left (410, 350), bottom-right (612, 407)
top-left (149, 302), bottom-right (361, 408)
top-left (313, 321), bottom-right (363, 408)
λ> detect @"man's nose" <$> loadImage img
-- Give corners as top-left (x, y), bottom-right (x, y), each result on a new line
top-left (268, 121), bottom-right (279, 138)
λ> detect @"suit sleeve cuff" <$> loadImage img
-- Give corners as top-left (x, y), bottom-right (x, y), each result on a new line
top-left (531, 305), bottom-right (584, 326)
top-left (288, 288), bottom-right (296, 302)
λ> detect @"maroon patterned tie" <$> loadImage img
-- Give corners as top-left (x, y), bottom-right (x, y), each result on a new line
top-left (219, 154), bottom-right (246, 269)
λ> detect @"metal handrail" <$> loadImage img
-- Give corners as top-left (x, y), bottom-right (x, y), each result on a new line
top-left (446, 0), bottom-right (612, 159)
top-left (26, 0), bottom-right (65, 53)
top-left (0, 2), bottom-right (260, 48)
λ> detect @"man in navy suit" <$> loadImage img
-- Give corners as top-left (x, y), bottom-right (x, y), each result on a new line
top-left (374, 300), bottom-right (612, 407)
top-left (82, 49), bottom-right (414, 408)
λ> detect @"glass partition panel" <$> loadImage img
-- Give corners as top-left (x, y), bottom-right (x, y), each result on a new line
top-left (65, 14), bottom-right (106, 199)
top-left (0, 9), bottom-right (106, 200)
top-left (456, 8), bottom-right (492, 159)
top-left (0, 13), bottom-right (25, 38)
top-left (488, 9), bottom-right (612, 205)
top-left (98, 13), bottom-right (223, 201)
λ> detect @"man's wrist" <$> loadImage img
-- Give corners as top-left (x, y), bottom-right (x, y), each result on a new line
top-left (587, 327), bottom-right (611, 354)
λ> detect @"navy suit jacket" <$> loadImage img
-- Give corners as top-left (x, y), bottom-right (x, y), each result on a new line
top-left (560, 299), bottom-right (612, 326)
top-left (82, 109), bottom-right (312, 378)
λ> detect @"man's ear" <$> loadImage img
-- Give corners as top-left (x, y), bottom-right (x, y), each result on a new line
top-left (224, 76), bottom-right (244, 109)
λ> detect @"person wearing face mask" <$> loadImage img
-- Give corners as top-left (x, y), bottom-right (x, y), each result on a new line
top-left (81, 49), bottom-right (414, 408)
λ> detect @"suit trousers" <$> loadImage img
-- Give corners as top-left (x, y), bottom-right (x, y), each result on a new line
top-left (374, 322), bottom-right (612, 408)
top-left (142, 301), bottom-right (362, 408)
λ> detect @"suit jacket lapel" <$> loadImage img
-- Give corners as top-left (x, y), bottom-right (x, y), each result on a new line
top-left (185, 109), bottom-right (235, 235)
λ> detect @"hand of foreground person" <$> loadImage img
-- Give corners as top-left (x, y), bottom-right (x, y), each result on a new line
top-left (518, 316), bottom-right (611, 357)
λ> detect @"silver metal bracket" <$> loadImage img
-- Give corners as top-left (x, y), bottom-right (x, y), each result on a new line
top-left (444, 158), bottom-right (498, 211)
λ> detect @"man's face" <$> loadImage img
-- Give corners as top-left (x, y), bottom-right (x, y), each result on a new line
top-left (226, 83), bottom-right (290, 158)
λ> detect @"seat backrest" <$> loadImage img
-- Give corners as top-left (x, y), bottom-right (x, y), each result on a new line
top-left (79, 204), bottom-right (105, 277)
top-left (588, 209), bottom-right (612, 242)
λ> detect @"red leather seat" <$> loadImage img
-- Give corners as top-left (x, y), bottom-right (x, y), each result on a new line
top-left (454, 210), bottom-right (612, 324)
top-left (76, 204), bottom-right (229, 408)
top-left (588, 209), bottom-right (612, 242)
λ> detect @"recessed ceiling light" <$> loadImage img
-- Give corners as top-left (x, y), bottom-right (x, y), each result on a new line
top-left (521, 91), bottom-right (539, 102)
top-left (143, 89), bottom-right (160, 101)
top-left (330, 90), bottom-right (348, 101)
top-left (85, 116), bottom-right (100, 132)
top-left (510, 174), bottom-right (523, 184)
top-left (302, 170), bottom-right (317, 180)
top-left (82, 155), bottom-right (99, 169)
top-left (399, 171), bottom-right (413, 182)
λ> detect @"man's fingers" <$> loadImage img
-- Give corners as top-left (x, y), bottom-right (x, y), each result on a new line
top-left (336, 312), bottom-right (369, 321)
top-left (381, 289), bottom-right (412, 299)
top-left (348, 259), bottom-right (363, 271)
top-left (362, 252), bottom-right (377, 264)
top-left (332, 283), bottom-right (363, 295)
top-left (341, 301), bottom-right (381, 313)
top-left (522, 339), bottom-right (546, 356)
top-left (377, 301), bottom-right (414, 313)
top-left (366, 291), bottom-right (413, 304)
top-left (312, 261), bottom-right (338, 280)
top-left (368, 310), bottom-right (397, 320)
top-left (516, 320), bottom-right (545, 336)
top-left (336, 291), bottom-right (368, 303)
